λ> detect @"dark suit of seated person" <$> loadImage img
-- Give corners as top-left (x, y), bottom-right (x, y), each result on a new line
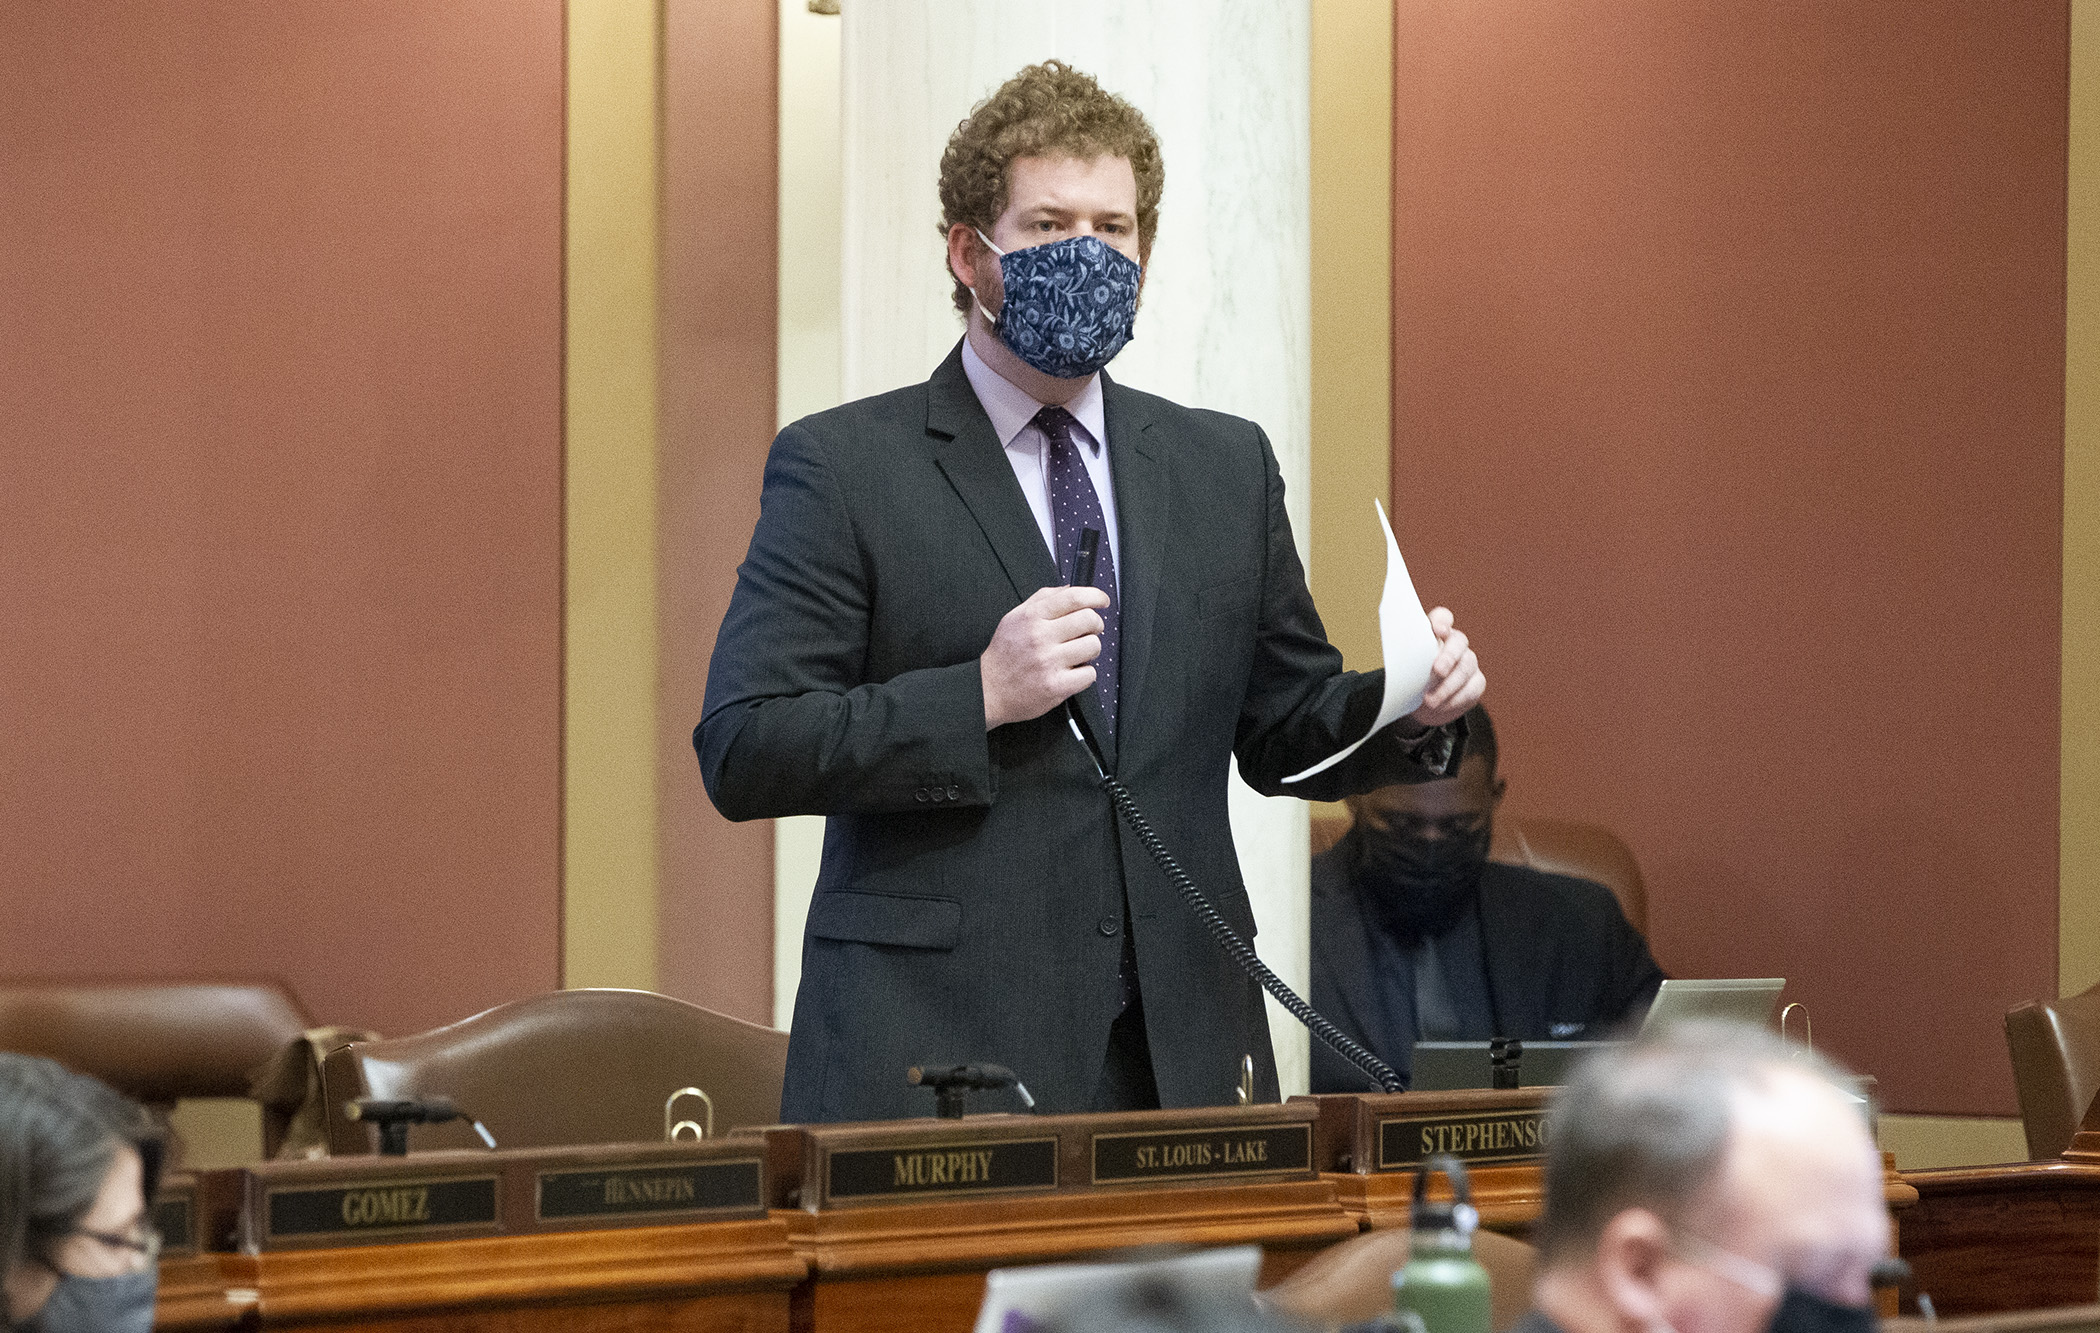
top-left (1310, 704), bottom-right (1664, 1092)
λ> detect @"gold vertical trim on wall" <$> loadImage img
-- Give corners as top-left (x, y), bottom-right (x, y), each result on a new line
top-left (1307, 0), bottom-right (1394, 824)
top-left (1309, 0), bottom-right (1394, 674)
top-left (2063, 0), bottom-right (2100, 998)
top-left (564, 0), bottom-right (662, 991)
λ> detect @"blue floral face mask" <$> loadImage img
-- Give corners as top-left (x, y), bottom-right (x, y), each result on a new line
top-left (974, 230), bottom-right (1141, 379)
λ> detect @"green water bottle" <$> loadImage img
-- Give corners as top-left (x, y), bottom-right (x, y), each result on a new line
top-left (1391, 1154), bottom-right (1491, 1333)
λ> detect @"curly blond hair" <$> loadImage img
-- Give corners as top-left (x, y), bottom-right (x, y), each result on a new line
top-left (938, 61), bottom-right (1165, 317)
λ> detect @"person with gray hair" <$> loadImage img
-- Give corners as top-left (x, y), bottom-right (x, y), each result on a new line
top-left (0, 1053), bottom-right (164, 1333)
top-left (1521, 1022), bottom-right (1889, 1333)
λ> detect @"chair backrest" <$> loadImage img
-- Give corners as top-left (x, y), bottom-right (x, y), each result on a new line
top-left (2005, 983), bottom-right (2100, 1159)
top-left (319, 989), bottom-right (790, 1154)
top-left (0, 979), bottom-right (311, 1105)
top-left (1261, 1226), bottom-right (1536, 1332)
top-left (1309, 813), bottom-right (1648, 933)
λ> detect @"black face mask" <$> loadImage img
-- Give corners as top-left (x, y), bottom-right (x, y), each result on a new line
top-left (1765, 1286), bottom-right (1877, 1333)
top-left (1353, 820), bottom-right (1491, 941)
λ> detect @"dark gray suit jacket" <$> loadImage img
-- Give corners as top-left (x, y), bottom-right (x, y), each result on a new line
top-left (1309, 833), bottom-right (1665, 1093)
top-left (698, 344), bottom-right (1443, 1122)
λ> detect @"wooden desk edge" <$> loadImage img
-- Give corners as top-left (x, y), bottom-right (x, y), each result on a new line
top-left (776, 1179), bottom-right (1358, 1278)
top-left (204, 1217), bottom-right (805, 1324)
top-left (1898, 1160), bottom-right (2100, 1197)
top-left (1324, 1163), bottom-right (1546, 1232)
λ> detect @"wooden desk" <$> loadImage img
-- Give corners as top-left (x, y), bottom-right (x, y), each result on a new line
top-left (762, 1105), bottom-right (1360, 1333)
top-left (155, 1219), bottom-right (806, 1331)
top-left (156, 1141), bottom-right (807, 1331)
top-left (778, 1179), bottom-right (1357, 1333)
top-left (159, 1109), bottom-right (1365, 1333)
top-left (1293, 1089), bottom-right (1552, 1234)
top-left (1897, 1160), bottom-right (2100, 1315)
top-left (1294, 1092), bottom-right (1913, 1241)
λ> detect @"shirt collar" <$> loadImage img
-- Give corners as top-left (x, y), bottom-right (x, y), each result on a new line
top-left (960, 336), bottom-right (1108, 452)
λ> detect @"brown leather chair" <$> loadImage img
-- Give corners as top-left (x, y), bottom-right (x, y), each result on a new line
top-left (320, 989), bottom-right (790, 1154)
top-left (2004, 983), bottom-right (2100, 1159)
top-left (0, 979), bottom-right (310, 1105)
top-left (1262, 1227), bottom-right (1536, 1331)
top-left (1309, 813), bottom-right (1647, 933)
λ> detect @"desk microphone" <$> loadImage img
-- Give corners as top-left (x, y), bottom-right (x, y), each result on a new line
top-left (346, 1096), bottom-right (499, 1155)
top-left (908, 1063), bottom-right (1036, 1118)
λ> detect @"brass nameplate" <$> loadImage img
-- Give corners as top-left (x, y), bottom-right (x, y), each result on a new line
top-left (825, 1137), bottom-right (1059, 1202)
top-left (265, 1175), bottom-right (500, 1242)
top-left (152, 1193), bottom-right (195, 1257)
top-left (1092, 1122), bottom-right (1312, 1185)
top-left (537, 1158), bottom-right (763, 1221)
top-left (1378, 1109), bottom-right (1550, 1169)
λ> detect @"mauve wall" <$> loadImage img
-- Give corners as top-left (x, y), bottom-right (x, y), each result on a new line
top-left (1390, 2), bottom-right (2067, 1113)
top-left (0, 4), bottom-right (564, 1038)
top-left (658, 0), bottom-right (779, 1023)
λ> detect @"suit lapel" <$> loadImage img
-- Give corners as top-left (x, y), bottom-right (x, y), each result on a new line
top-left (1102, 374), bottom-right (1164, 758)
top-left (927, 344), bottom-right (1059, 603)
top-left (1320, 839), bottom-right (1397, 1086)
top-left (927, 344), bottom-right (1117, 765)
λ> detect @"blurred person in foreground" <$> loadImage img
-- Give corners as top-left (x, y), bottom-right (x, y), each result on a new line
top-left (1, 1053), bottom-right (164, 1333)
top-left (1037, 1274), bottom-right (1304, 1333)
top-left (1520, 1022), bottom-right (1890, 1333)
top-left (1311, 704), bottom-right (1663, 1092)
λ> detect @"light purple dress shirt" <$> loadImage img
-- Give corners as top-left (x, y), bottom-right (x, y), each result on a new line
top-left (959, 337), bottom-right (1122, 598)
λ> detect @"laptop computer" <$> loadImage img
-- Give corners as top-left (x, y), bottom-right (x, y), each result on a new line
top-left (1638, 977), bottom-right (1787, 1035)
top-left (1407, 978), bottom-right (1789, 1090)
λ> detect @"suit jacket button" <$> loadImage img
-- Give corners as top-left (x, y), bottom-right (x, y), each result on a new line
top-left (947, 785), bottom-right (960, 800)
top-left (914, 788), bottom-right (929, 802)
top-left (930, 788), bottom-right (946, 803)
top-left (1098, 918), bottom-right (1120, 936)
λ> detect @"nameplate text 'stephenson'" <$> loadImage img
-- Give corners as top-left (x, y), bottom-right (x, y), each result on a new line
top-left (265, 1176), bottom-right (500, 1242)
top-left (1377, 1110), bottom-right (1550, 1170)
top-left (1091, 1123), bottom-right (1313, 1185)
top-left (152, 1192), bottom-right (195, 1257)
top-left (825, 1137), bottom-right (1059, 1202)
top-left (537, 1158), bottom-right (763, 1221)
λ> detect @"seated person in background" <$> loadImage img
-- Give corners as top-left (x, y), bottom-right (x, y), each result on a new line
top-left (1521, 1022), bottom-right (1890, 1333)
top-left (1310, 704), bottom-right (1663, 1091)
top-left (1, 1053), bottom-right (165, 1333)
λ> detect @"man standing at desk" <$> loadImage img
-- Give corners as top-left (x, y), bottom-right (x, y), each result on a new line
top-left (698, 61), bottom-right (1483, 1122)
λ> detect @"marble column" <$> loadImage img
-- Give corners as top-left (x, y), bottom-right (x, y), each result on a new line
top-left (782, 0), bottom-right (1316, 1093)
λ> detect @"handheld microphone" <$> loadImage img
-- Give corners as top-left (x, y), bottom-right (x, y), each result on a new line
top-left (1066, 528), bottom-right (1109, 769)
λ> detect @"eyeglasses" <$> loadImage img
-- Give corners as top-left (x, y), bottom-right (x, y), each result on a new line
top-left (68, 1224), bottom-right (162, 1266)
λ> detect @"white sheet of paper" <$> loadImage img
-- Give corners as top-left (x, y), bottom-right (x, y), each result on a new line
top-left (1282, 498), bottom-right (1441, 785)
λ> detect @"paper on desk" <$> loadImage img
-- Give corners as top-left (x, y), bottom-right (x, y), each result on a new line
top-left (1282, 499), bottom-right (1441, 785)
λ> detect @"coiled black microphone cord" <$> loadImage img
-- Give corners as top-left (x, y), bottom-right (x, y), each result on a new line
top-left (1094, 768), bottom-right (1404, 1094)
top-left (1064, 524), bottom-right (1404, 1095)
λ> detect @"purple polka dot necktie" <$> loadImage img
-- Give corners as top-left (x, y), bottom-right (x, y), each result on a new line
top-left (1034, 405), bottom-right (1120, 736)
